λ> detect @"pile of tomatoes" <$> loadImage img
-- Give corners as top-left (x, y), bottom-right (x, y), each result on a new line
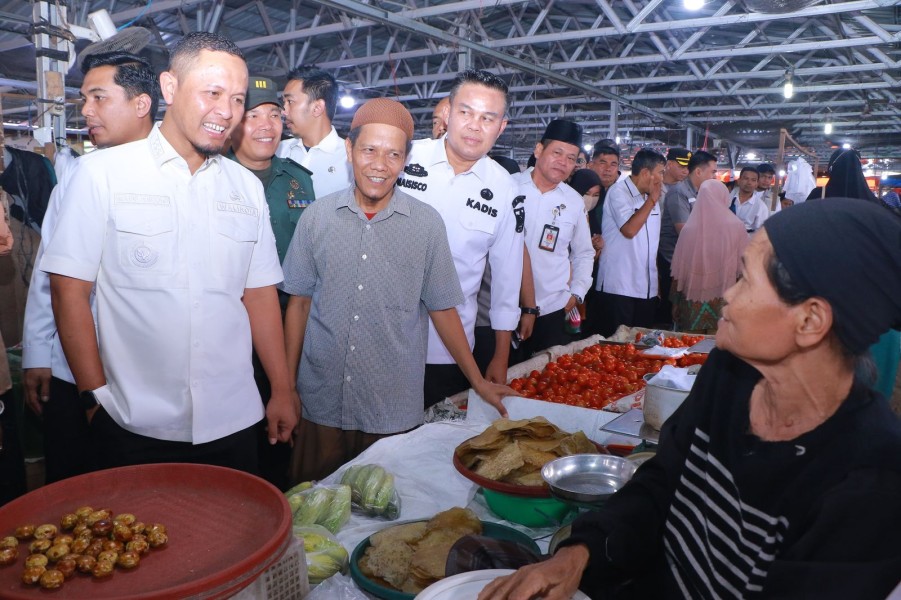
top-left (634, 333), bottom-right (706, 348)
top-left (508, 342), bottom-right (708, 410)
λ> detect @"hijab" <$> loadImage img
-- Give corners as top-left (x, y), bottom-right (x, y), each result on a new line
top-left (823, 148), bottom-right (878, 203)
top-left (671, 180), bottom-right (750, 302)
top-left (569, 169), bottom-right (602, 212)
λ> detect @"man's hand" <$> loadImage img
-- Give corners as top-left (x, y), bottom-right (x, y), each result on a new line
top-left (517, 313), bottom-right (536, 341)
top-left (266, 388), bottom-right (301, 445)
top-left (564, 295), bottom-right (578, 313)
top-left (485, 356), bottom-right (508, 385)
top-left (591, 233), bottom-right (604, 258)
top-left (478, 544), bottom-right (589, 600)
top-left (24, 368), bottom-right (52, 417)
top-left (472, 379), bottom-right (517, 418)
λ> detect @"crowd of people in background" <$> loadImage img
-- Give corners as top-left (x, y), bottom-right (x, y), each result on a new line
top-left (0, 30), bottom-right (897, 509)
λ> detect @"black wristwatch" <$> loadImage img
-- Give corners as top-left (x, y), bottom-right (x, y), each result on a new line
top-left (521, 306), bottom-right (540, 316)
top-left (80, 389), bottom-right (99, 411)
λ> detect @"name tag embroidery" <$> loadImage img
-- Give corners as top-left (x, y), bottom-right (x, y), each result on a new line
top-left (216, 202), bottom-right (259, 217)
top-left (114, 193), bottom-right (170, 206)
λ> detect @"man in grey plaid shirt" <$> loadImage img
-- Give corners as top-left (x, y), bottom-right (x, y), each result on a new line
top-left (281, 98), bottom-right (513, 483)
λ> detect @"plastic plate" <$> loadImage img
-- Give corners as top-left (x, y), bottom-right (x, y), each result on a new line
top-left (350, 520), bottom-right (541, 600)
top-left (0, 463), bottom-right (292, 600)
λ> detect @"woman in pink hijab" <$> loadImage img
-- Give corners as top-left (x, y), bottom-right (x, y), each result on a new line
top-left (670, 179), bottom-right (749, 333)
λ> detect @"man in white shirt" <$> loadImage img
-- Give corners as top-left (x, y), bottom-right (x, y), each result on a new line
top-left (515, 119), bottom-right (594, 355)
top-left (596, 149), bottom-right (666, 336)
top-left (22, 51), bottom-right (156, 482)
top-left (41, 32), bottom-right (299, 472)
top-left (730, 166), bottom-right (770, 232)
top-left (395, 70), bottom-right (524, 407)
top-left (276, 68), bottom-right (351, 198)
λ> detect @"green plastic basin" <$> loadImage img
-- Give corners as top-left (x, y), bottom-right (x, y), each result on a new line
top-left (482, 487), bottom-right (573, 528)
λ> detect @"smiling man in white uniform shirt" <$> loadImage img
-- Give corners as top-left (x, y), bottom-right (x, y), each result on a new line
top-left (514, 119), bottom-right (594, 355)
top-left (396, 70), bottom-right (524, 408)
top-left (277, 67), bottom-right (351, 199)
top-left (41, 32), bottom-right (299, 472)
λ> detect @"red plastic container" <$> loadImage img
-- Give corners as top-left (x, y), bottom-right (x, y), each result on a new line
top-left (0, 463), bottom-right (292, 599)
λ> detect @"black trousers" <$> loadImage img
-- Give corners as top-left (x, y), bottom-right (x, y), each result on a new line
top-left (654, 254), bottom-right (675, 329)
top-left (597, 292), bottom-right (657, 337)
top-left (0, 389), bottom-right (27, 506)
top-left (252, 350), bottom-right (291, 491)
top-left (44, 377), bottom-right (95, 483)
top-left (90, 407), bottom-right (259, 475)
top-left (423, 363), bottom-right (470, 410)
top-left (518, 309), bottom-right (572, 359)
top-left (472, 325), bottom-right (497, 375)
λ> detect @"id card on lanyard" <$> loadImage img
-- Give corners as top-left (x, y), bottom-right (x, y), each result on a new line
top-left (539, 224), bottom-right (559, 252)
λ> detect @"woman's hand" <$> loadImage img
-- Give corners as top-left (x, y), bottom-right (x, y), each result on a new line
top-left (478, 544), bottom-right (589, 600)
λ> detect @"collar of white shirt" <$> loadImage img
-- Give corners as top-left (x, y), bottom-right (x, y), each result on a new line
top-left (148, 122), bottom-right (221, 173)
top-left (425, 137), bottom-right (490, 181)
top-left (291, 125), bottom-right (343, 153)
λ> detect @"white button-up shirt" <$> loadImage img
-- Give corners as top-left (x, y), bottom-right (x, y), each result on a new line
top-left (41, 124), bottom-right (283, 444)
top-left (22, 163), bottom-right (93, 383)
top-left (397, 137), bottom-right (523, 364)
top-left (515, 169), bottom-right (594, 314)
top-left (731, 189), bottom-right (771, 232)
top-left (276, 126), bottom-right (351, 199)
top-left (597, 176), bottom-right (661, 299)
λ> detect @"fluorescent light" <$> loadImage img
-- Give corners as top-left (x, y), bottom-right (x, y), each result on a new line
top-left (339, 95), bottom-right (355, 109)
top-left (746, 152), bottom-right (756, 160)
top-left (778, 169), bottom-right (786, 177)
top-left (583, 143), bottom-right (592, 152)
top-left (824, 122), bottom-right (833, 134)
top-left (842, 143), bottom-right (851, 149)
top-left (614, 135), bottom-right (621, 144)
top-left (684, 0), bottom-right (704, 9)
top-left (783, 81), bottom-right (794, 99)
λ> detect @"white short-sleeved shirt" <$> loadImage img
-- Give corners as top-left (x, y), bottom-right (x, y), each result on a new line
top-left (41, 124), bottom-right (283, 444)
top-left (731, 189), bottom-right (771, 232)
top-left (515, 169), bottom-right (595, 314)
top-left (276, 126), bottom-right (351, 199)
top-left (597, 176), bottom-right (661, 299)
top-left (22, 161), bottom-right (93, 384)
top-left (397, 137), bottom-right (524, 364)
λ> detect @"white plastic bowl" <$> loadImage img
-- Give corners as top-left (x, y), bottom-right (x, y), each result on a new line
top-left (642, 373), bottom-right (691, 430)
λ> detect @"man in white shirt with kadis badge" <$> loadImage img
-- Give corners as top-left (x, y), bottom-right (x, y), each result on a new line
top-left (41, 32), bottom-right (299, 472)
top-left (514, 119), bottom-right (594, 355)
top-left (396, 69), bottom-right (524, 408)
top-left (277, 67), bottom-right (351, 199)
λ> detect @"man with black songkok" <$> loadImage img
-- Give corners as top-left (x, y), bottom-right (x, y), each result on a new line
top-left (281, 98), bottom-right (513, 482)
top-left (513, 119), bottom-right (594, 355)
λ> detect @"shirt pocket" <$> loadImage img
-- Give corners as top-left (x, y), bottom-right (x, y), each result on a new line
top-left (113, 207), bottom-right (177, 276)
top-left (210, 213), bottom-right (259, 291)
top-left (453, 210), bottom-right (495, 262)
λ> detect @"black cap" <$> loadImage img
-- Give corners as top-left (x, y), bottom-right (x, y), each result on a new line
top-left (245, 76), bottom-right (279, 111)
top-left (666, 147), bottom-right (692, 166)
top-left (541, 119), bottom-right (583, 149)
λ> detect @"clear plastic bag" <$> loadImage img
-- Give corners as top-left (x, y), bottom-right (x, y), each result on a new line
top-left (305, 572), bottom-right (369, 599)
top-left (339, 464), bottom-right (402, 520)
top-left (292, 524), bottom-right (349, 585)
top-left (286, 483), bottom-right (352, 533)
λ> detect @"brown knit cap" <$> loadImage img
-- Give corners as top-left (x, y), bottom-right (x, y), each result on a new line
top-left (350, 98), bottom-right (415, 141)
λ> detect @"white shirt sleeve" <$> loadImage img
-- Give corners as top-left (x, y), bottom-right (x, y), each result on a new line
top-left (487, 189), bottom-right (525, 331)
top-left (607, 185), bottom-right (637, 232)
top-left (568, 211), bottom-right (595, 301)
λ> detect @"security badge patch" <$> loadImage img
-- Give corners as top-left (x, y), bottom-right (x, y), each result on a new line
top-left (512, 195), bottom-right (525, 233)
top-left (396, 163), bottom-right (429, 192)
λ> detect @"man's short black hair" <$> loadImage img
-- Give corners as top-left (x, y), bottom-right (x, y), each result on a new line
top-left (631, 149), bottom-right (666, 176)
top-left (448, 69), bottom-right (509, 116)
top-left (81, 51), bottom-right (159, 119)
top-left (739, 166), bottom-right (759, 178)
top-left (592, 138), bottom-right (620, 160)
top-left (757, 163), bottom-right (776, 175)
top-left (287, 66), bottom-right (339, 121)
top-left (168, 32), bottom-right (243, 78)
top-left (688, 149), bottom-right (717, 173)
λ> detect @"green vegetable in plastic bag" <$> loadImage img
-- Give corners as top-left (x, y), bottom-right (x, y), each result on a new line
top-left (289, 484), bottom-right (352, 534)
top-left (339, 464), bottom-right (402, 519)
top-left (293, 525), bottom-right (348, 585)
top-left (294, 486), bottom-right (334, 527)
top-left (319, 484), bottom-right (351, 534)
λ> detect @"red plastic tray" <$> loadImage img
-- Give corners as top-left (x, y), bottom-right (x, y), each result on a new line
top-left (0, 463), bottom-right (292, 599)
top-left (452, 438), bottom-right (608, 498)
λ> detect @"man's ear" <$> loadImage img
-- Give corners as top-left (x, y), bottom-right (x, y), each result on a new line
top-left (159, 71), bottom-right (177, 105)
top-left (134, 93), bottom-right (152, 119)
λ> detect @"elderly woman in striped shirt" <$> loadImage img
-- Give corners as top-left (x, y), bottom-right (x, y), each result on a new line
top-left (481, 198), bottom-right (901, 600)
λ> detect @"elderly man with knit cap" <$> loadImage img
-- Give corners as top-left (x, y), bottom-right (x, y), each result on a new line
top-left (281, 98), bottom-right (514, 482)
top-left (514, 119), bottom-right (595, 356)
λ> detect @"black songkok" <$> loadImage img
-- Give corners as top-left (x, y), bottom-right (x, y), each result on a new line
top-left (763, 198), bottom-right (901, 355)
top-left (541, 119), bottom-right (582, 149)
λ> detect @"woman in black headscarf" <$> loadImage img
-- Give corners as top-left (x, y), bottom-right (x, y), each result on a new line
top-left (482, 198), bottom-right (901, 600)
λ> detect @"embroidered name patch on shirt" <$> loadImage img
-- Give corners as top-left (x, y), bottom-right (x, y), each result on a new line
top-left (114, 193), bottom-right (170, 206)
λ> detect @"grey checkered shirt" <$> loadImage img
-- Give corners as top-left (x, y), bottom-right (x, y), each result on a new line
top-left (281, 186), bottom-right (464, 434)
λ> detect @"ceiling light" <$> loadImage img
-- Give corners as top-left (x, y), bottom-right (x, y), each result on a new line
top-left (339, 94), bottom-right (355, 109)
top-left (746, 152), bottom-right (756, 160)
top-left (783, 70), bottom-right (794, 99)
top-left (583, 143), bottom-right (592, 153)
top-left (778, 169), bottom-right (786, 177)
top-left (824, 122), bottom-right (833, 135)
top-left (882, 173), bottom-right (890, 180)
top-left (614, 135), bottom-right (621, 144)
top-left (842, 143), bottom-right (851, 150)
top-left (684, 0), bottom-right (704, 9)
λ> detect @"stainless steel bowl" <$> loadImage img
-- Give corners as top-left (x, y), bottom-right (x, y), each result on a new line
top-left (541, 455), bottom-right (638, 504)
